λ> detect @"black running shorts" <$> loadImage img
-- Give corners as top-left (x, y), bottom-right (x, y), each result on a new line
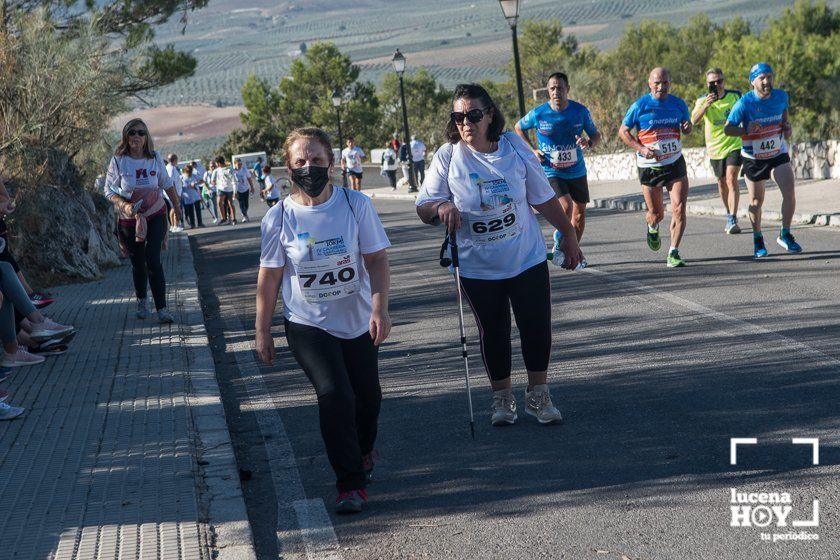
top-left (742, 152), bottom-right (791, 182)
top-left (709, 149), bottom-right (743, 179)
top-left (548, 175), bottom-right (590, 204)
top-left (638, 156), bottom-right (688, 188)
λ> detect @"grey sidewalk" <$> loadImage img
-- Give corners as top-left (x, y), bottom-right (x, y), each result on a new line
top-left (0, 235), bottom-right (254, 560)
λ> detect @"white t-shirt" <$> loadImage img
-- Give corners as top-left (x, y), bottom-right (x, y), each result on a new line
top-left (410, 139), bottom-right (426, 162)
top-left (212, 167), bottom-right (236, 193)
top-left (264, 175), bottom-right (280, 200)
top-left (259, 187), bottom-right (391, 339)
top-left (105, 152), bottom-right (173, 219)
top-left (381, 148), bottom-right (399, 171)
top-left (166, 163), bottom-right (183, 197)
top-left (342, 146), bottom-right (365, 173)
top-left (416, 132), bottom-right (555, 280)
top-left (234, 167), bottom-right (252, 193)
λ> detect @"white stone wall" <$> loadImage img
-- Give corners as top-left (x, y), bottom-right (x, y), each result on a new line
top-left (585, 140), bottom-right (840, 181)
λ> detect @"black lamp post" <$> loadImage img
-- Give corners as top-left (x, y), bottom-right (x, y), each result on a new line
top-left (499, 0), bottom-right (525, 118)
top-left (331, 88), bottom-right (348, 188)
top-left (392, 49), bottom-right (418, 193)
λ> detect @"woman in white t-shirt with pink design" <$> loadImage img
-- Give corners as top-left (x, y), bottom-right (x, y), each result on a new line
top-left (105, 119), bottom-right (182, 323)
top-left (255, 127), bottom-right (391, 515)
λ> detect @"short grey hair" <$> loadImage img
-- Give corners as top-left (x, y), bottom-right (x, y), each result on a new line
top-left (706, 68), bottom-right (724, 77)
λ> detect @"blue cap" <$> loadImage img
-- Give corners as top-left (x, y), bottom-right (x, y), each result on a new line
top-left (749, 62), bottom-right (773, 83)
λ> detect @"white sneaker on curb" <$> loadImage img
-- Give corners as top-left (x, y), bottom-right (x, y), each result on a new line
top-left (0, 402), bottom-right (24, 421)
top-left (491, 390), bottom-right (517, 426)
top-left (29, 318), bottom-right (75, 342)
top-left (1, 348), bottom-right (46, 367)
top-left (525, 384), bottom-right (563, 424)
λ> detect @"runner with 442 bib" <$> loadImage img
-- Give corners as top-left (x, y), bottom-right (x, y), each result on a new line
top-left (416, 84), bottom-right (583, 428)
top-left (515, 71), bottom-right (601, 260)
top-left (255, 128), bottom-right (391, 515)
top-left (724, 63), bottom-right (801, 258)
top-left (619, 67), bottom-right (693, 268)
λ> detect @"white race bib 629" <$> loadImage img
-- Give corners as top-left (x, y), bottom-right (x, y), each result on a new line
top-left (468, 202), bottom-right (520, 245)
top-left (296, 253), bottom-right (360, 303)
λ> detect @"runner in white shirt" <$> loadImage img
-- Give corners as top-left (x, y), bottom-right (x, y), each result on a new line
top-left (340, 136), bottom-right (366, 191)
top-left (211, 156), bottom-right (237, 225)
top-left (410, 135), bottom-right (427, 183)
top-left (256, 127), bottom-right (391, 515)
top-left (202, 160), bottom-right (219, 224)
top-left (232, 158), bottom-right (255, 222)
top-left (260, 164), bottom-right (281, 207)
top-left (165, 154), bottom-right (184, 232)
top-left (416, 84), bottom-right (582, 427)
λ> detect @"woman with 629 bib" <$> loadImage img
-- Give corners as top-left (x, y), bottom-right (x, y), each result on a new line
top-left (416, 84), bottom-right (582, 428)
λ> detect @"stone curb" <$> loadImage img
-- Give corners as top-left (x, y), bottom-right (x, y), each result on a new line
top-left (591, 196), bottom-right (840, 227)
top-left (175, 234), bottom-right (258, 560)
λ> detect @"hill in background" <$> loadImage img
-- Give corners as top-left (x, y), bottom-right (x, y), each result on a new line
top-left (146, 0), bottom-right (840, 108)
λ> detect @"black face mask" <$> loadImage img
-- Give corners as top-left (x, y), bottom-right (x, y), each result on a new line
top-left (290, 165), bottom-right (330, 197)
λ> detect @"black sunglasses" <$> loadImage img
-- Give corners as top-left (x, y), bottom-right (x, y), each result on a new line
top-left (707, 79), bottom-right (724, 85)
top-left (127, 129), bottom-right (147, 137)
top-left (450, 107), bottom-right (490, 124)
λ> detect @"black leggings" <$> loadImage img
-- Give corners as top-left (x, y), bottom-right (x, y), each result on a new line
top-left (459, 261), bottom-right (552, 381)
top-left (118, 213), bottom-right (168, 310)
top-left (183, 201), bottom-right (203, 228)
top-left (285, 319), bottom-right (381, 492)
top-left (236, 191), bottom-right (250, 217)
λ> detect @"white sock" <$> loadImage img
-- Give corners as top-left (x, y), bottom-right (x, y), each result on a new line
top-left (669, 246), bottom-right (678, 253)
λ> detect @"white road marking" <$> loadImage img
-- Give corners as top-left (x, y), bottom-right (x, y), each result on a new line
top-left (222, 289), bottom-right (343, 560)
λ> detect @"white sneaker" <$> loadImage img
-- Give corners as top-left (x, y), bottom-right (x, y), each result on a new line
top-left (29, 318), bottom-right (75, 342)
top-left (491, 390), bottom-right (517, 426)
top-left (525, 384), bottom-right (563, 424)
top-left (212, 218), bottom-right (218, 224)
top-left (0, 402), bottom-right (24, 420)
top-left (1, 348), bottom-right (46, 367)
top-left (172, 225), bottom-right (184, 232)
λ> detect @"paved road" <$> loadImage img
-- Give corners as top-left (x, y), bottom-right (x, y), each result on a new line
top-left (189, 195), bottom-right (840, 560)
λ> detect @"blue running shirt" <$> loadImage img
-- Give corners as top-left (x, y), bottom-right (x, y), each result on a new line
top-left (726, 89), bottom-right (789, 160)
top-left (622, 94), bottom-right (691, 168)
top-left (517, 100), bottom-right (598, 179)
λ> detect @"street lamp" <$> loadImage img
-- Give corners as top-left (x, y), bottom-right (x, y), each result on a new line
top-left (391, 49), bottom-right (418, 193)
top-left (499, 0), bottom-right (525, 118)
top-left (331, 87), bottom-right (348, 188)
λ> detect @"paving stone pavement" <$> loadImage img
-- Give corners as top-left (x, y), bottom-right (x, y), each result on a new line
top-left (0, 235), bottom-right (254, 560)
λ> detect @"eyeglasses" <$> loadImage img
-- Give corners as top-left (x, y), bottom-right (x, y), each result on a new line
top-left (127, 129), bottom-right (147, 137)
top-left (450, 107), bottom-right (489, 125)
top-left (707, 79), bottom-right (723, 86)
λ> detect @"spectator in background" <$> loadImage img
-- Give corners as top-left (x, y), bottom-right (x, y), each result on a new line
top-left (398, 141), bottom-right (411, 184)
top-left (410, 135), bottom-right (427, 184)
top-left (261, 164), bottom-right (281, 207)
top-left (212, 156), bottom-right (237, 225)
top-left (253, 157), bottom-right (266, 193)
top-left (165, 153), bottom-right (184, 233)
top-left (180, 164), bottom-right (204, 228)
top-left (389, 132), bottom-right (400, 154)
top-left (0, 177), bottom-right (54, 309)
top-left (202, 160), bottom-right (219, 224)
top-left (380, 142), bottom-right (399, 190)
top-left (233, 158), bottom-right (255, 222)
top-left (341, 136), bottom-right (366, 191)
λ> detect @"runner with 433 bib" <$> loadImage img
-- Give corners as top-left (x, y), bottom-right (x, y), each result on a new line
top-left (724, 62), bottom-right (801, 258)
top-left (514, 72), bottom-right (601, 262)
top-left (619, 67), bottom-right (693, 268)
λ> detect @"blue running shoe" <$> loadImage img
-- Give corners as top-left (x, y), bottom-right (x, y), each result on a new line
top-left (753, 235), bottom-right (768, 258)
top-left (549, 230), bottom-right (564, 267)
top-left (776, 232), bottom-right (802, 253)
top-left (725, 215), bottom-right (741, 234)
